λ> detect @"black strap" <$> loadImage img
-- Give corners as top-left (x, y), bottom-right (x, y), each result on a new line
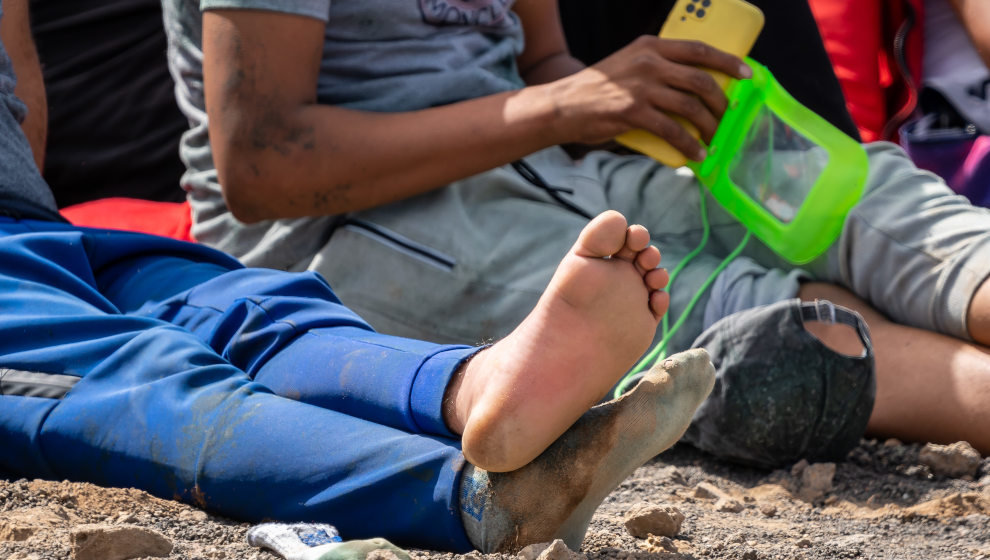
top-left (800, 299), bottom-right (874, 354)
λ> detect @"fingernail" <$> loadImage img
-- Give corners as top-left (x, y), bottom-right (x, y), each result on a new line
top-left (739, 63), bottom-right (753, 78)
top-left (696, 148), bottom-right (707, 160)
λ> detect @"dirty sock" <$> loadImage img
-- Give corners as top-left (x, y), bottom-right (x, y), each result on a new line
top-left (458, 348), bottom-right (716, 553)
top-left (248, 523), bottom-right (409, 560)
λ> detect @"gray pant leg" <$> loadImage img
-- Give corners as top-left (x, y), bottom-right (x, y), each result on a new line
top-left (309, 148), bottom-right (607, 344)
top-left (589, 152), bottom-right (806, 352)
top-left (824, 142), bottom-right (990, 339)
top-left (595, 143), bottom-right (990, 343)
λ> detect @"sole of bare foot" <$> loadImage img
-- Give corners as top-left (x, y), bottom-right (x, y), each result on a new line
top-left (446, 211), bottom-right (670, 473)
top-left (459, 348), bottom-right (716, 553)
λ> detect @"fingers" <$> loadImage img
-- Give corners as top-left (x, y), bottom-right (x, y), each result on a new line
top-left (656, 38), bottom-right (752, 81)
top-left (626, 98), bottom-right (710, 159)
top-left (607, 36), bottom-right (750, 157)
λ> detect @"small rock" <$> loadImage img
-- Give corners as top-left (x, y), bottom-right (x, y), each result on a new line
top-left (715, 497), bottom-right (744, 513)
top-left (623, 502), bottom-right (685, 538)
top-left (795, 538), bottom-right (813, 548)
top-left (7, 553), bottom-right (42, 560)
top-left (834, 533), bottom-right (871, 548)
top-left (693, 482), bottom-right (724, 500)
top-left (178, 509), bottom-right (208, 522)
top-left (791, 459), bottom-right (810, 478)
top-left (534, 539), bottom-right (585, 560)
top-left (114, 512), bottom-right (137, 524)
top-left (883, 438), bottom-right (903, 447)
top-left (759, 504), bottom-right (777, 517)
top-left (0, 507), bottom-right (69, 542)
top-left (645, 535), bottom-right (678, 553)
top-left (798, 463), bottom-right (836, 502)
top-left (919, 441), bottom-right (982, 478)
top-left (71, 524), bottom-right (172, 560)
top-left (742, 549), bottom-right (758, 560)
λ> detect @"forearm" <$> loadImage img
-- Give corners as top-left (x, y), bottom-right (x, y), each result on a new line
top-left (520, 51), bottom-right (587, 85)
top-left (1, 0), bottom-right (46, 170)
top-left (214, 86), bottom-right (566, 222)
top-left (948, 0), bottom-right (990, 69)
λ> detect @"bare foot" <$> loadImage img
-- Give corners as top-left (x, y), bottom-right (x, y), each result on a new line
top-left (445, 210), bottom-right (670, 472)
top-left (459, 349), bottom-right (716, 552)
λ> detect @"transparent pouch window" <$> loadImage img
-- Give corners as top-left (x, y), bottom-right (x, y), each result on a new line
top-left (727, 105), bottom-right (829, 223)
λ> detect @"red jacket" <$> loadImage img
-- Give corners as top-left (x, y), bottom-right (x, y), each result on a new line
top-left (808, 0), bottom-right (924, 142)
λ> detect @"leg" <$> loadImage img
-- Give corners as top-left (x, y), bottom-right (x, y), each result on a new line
top-left (968, 279), bottom-right (990, 344)
top-left (1, 216), bottom-right (714, 554)
top-left (446, 211), bottom-right (670, 471)
top-left (460, 348), bottom-right (715, 552)
top-left (800, 282), bottom-right (990, 453)
top-left (0, 222), bottom-right (471, 550)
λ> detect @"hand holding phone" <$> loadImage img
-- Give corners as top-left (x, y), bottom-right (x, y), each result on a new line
top-left (615, 0), bottom-right (764, 167)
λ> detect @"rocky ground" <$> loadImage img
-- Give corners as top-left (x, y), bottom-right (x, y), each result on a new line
top-left (1, 438), bottom-right (988, 560)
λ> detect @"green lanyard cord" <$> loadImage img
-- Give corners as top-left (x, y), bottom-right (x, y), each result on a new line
top-left (612, 182), bottom-right (752, 399)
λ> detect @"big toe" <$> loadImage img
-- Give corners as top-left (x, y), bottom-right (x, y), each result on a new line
top-left (575, 210), bottom-right (629, 258)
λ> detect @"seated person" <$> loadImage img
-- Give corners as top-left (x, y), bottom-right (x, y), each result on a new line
top-left (558, 0), bottom-right (861, 140)
top-left (809, 0), bottom-right (989, 205)
top-left (28, 0), bottom-right (187, 207)
top-left (161, 0), bottom-right (990, 454)
top-left (0, 0), bottom-right (714, 552)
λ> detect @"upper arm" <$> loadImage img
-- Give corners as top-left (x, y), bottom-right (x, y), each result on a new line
top-left (947, 0), bottom-right (990, 68)
top-left (202, 9), bottom-right (325, 157)
top-left (1, 0), bottom-right (46, 169)
top-left (512, 0), bottom-right (572, 78)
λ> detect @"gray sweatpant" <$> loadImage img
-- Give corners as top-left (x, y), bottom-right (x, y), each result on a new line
top-left (210, 142), bottom-right (990, 351)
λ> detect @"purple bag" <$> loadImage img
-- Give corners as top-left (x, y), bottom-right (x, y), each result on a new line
top-left (900, 85), bottom-right (990, 208)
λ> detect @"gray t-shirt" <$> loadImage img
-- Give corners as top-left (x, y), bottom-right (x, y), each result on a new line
top-left (0, 3), bottom-right (60, 221)
top-left (163, 0), bottom-right (526, 268)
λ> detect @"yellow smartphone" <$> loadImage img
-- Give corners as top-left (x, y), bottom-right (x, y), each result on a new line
top-left (615, 0), bottom-right (765, 167)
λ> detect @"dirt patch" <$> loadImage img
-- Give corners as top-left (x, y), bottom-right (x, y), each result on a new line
top-left (2, 438), bottom-right (988, 560)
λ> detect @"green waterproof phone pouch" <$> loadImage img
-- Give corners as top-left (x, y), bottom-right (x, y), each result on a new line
top-left (688, 58), bottom-right (869, 264)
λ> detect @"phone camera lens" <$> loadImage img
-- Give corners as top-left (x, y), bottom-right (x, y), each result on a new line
top-left (696, 8), bottom-right (706, 17)
top-left (686, 3), bottom-right (695, 12)
top-left (702, 0), bottom-right (711, 6)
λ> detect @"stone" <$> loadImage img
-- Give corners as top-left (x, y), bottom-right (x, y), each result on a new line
top-left (919, 442), bottom-right (982, 478)
top-left (759, 504), bottom-right (777, 517)
top-left (517, 539), bottom-right (585, 560)
top-left (693, 482), bottom-right (725, 500)
top-left (71, 524), bottom-right (172, 560)
top-left (623, 503), bottom-right (685, 538)
top-left (0, 507), bottom-right (70, 542)
top-left (645, 535), bottom-right (678, 553)
top-left (178, 509), bottom-right (208, 522)
top-left (715, 497), bottom-right (745, 513)
top-left (798, 463), bottom-right (836, 502)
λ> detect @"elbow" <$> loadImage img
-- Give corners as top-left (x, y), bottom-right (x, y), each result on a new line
top-left (215, 155), bottom-right (276, 224)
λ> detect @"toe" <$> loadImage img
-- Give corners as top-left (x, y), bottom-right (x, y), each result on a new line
top-left (574, 211), bottom-right (628, 258)
top-left (635, 246), bottom-right (661, 273)
top-left (644, 267), bottom-right (669, 291)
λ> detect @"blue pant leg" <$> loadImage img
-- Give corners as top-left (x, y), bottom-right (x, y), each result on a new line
top-left (0, 221), bottom-right (474, 551)
top-left (84, 237), bottom-right (481, 435)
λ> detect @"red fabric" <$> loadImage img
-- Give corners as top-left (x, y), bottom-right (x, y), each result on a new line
top-left (61, 198), bottom-right (194, 242)
top-left (808, 0), bottom-right (924, 142)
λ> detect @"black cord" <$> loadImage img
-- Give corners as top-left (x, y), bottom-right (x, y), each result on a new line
top-left (511, 160), bottom-right (594, 220)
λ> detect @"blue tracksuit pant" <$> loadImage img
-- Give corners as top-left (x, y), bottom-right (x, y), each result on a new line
top-left (0, 217), bottom-right (480, 552)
